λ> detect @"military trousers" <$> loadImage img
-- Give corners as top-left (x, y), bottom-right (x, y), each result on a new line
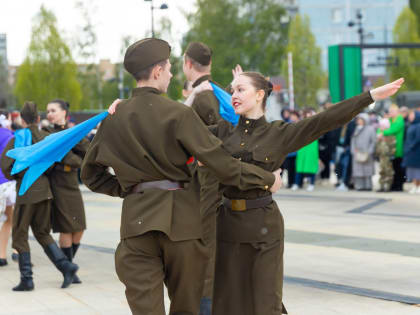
top-left (212, 203), bottom-right (287, 315)
top-left (197, 166), bottom-right (221, 299)
top-left (379, 157), bottom-right (394, 188)
top-left (115, 231), bottom-right (208, 315)
top-left (12, 200), bottom-right (54, 253)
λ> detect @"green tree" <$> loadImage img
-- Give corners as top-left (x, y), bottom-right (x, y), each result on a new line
top-left (183, 0), bottom-right (288, 86)
top-left (409, 0), bottom-right (420, 35)
top-left (74, 0), bottom-right (102, 110)
top-left (154, 17), bottom-right (183, 101)
top-left (389, 7), bottom-right (420, 91)
top-left (14, 6), bottom-right (82, 110)
top-left (99, 36), bottom-right (136, 109)
top-left (281, 14), bottom-right (325, 108)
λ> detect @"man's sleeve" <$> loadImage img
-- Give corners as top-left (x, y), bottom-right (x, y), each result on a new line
top-left (176, 108), bottom-right (275, 191)
top-left (191, 91), bottom-right (220, 125)
top-left (81, 123), bottom-right (126, 198)
top-left (1, 138), bottom-right (18, 180)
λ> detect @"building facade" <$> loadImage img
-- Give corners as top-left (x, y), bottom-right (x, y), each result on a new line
top-left (297, 0), bottom-right (409, 75)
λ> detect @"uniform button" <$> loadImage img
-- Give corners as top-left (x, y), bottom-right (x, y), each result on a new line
top-left (240, 142), bottom-right (245, 146)
top-left (245, 129), bottom-right (248, 133)
top-left (238, 157), bottom-right (242, 161)
top-left (73, 217), bottom-right (76, 220)
top-left (264, 185), bottom-right (269, 190)
top-left (265, 157), bottom-right (269, 161)
top-left (261, 227), bottom-right (268, 235)
top-left (138, 221), bottom-right (142, 225)
top-left (246, 120), bottom-right (250, 124)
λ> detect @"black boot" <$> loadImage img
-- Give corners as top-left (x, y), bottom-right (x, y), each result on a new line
top-left (72, 243), bottom-right (82, 284)
top-left (62, 246), bottom-right (81, 284)
top-left (13, 252), bottom-right (34, 291)
top-left (44, 243), bottom-right (78, 288)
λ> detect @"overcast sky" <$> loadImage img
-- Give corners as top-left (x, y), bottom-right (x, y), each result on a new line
top-left (0, 0), bottom-right (197, 65)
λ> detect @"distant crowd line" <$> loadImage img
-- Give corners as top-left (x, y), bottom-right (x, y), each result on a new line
top-left (280, 104), bottom-right (420, 194)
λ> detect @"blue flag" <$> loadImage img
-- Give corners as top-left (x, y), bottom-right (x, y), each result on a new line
top-left (210, 82), bottom-right (239, 126)
top-left (7, 111), bottom-right (108, 196)
top-left (11, 128), bottom-right (32, 176)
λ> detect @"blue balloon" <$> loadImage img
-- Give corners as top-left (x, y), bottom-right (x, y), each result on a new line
top-left (7, 111), bottom-right (108, 196)
top-left (210, 82), bottom-right (239, 126)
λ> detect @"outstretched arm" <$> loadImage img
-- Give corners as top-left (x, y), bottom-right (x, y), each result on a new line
top-left (177, 108), bottom-right (282, 193)
top-left (279, 78), bottom-right (404, 154)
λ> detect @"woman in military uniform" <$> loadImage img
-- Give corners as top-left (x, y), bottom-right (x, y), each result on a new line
top-left (45, 99), bottom-right (89, 283)
top-left (202, 72), bottom-right (403, 315)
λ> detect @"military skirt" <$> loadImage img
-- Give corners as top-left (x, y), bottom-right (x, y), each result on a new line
top-left (212, 199), bottom-right (287, 315)
top-left (50, 166), bottom-right (86, 233)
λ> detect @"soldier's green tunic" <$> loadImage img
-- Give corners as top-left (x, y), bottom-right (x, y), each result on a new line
top-left (191, 74), bottom-right (222, 126)
top-left (191, 74), bottom-right (223, 300)
top-left (1, 125), bottom-right (54, 253)
top-left (44, 124), bottom-right (89, 233)
top-left (210, 92), bottom-right (374, 315)
top-left (81, 87), bottom-right (275, 315)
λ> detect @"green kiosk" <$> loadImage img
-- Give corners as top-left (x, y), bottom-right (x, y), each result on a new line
top-left (328, 45), bottom-right (362, 103)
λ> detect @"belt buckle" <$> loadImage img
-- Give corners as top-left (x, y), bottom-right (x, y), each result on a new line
top-left (63, 165), bottom-right (72, 172)
top-left (231, 199), bottom-right (246, 211)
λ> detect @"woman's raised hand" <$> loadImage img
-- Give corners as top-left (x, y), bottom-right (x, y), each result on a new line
top-left (370, 78), bottom-right (404, 101)
top-left (232, 64), bottom-right (243, 80)
top-left (108, 99), bottom-right (123, 115)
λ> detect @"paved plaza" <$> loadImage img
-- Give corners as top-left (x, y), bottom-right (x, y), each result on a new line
top-left (1, 184), bottom-right (420, 315)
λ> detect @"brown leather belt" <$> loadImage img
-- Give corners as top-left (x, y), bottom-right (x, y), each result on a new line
top-left (131, 180), bottom-right (184, 193)
top-left (223, 195), bottom-right (273, 211)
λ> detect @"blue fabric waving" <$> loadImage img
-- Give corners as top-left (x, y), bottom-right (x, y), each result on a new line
top-left (11, 128), bottom-right (32, 176)
top-left (14, 128), bottom-right (32, 148)
top-left (210, 82), bottom-right (239, 126)
top-left (7, 112), bottom-right (108, 196)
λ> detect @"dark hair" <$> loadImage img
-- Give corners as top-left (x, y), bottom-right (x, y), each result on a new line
top-left (133, 59), bottom-right (168, 81)
top-left (240, 72), bottom-right (273, 110)
top-left (20, 101), bottom-right (38, 124)
top-left (48, 99), bottom-right (70, 117)
top-left (184, 54), bottom-right (210, 72)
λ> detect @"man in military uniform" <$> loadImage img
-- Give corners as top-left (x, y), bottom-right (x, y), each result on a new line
top-left (81, 38), bottom-right (282, 315)
top-left (1, 102), bottom-right (78, 291)
top-left (183, 42), bottom-right (223, 314)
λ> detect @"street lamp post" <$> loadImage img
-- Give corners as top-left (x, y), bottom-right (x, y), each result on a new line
top-left (348, 9), bottom-right (375, 90)
top-left (144, 0), bottom-right (168, 38)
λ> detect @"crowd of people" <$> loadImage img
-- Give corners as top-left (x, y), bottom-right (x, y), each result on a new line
top-left (0, 36), bottom-right (408, 315)
top-left (280, 103), bottom-right (420, 193)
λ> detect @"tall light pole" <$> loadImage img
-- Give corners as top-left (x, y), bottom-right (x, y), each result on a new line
top-left (348, 9), bottom-right (373, 90)
top-left (144, 0), bottom-right (168, 38)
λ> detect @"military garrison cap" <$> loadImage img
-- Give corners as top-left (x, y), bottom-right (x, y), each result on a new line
top-left (124, 38), bottom-right (171, 76)
top-left (185, 42), bottom-right (212, 66)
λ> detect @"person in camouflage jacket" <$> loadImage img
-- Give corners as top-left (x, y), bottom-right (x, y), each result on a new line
top-left (376, 118), bottom-right (396, 192)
